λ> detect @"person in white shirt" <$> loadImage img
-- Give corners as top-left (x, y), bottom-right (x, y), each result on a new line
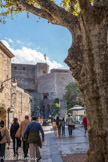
top-left (66, 114), bottom-right (74, 136)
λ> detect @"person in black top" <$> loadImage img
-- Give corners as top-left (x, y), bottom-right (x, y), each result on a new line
top-left (10, 118), bottom-right (19, 156)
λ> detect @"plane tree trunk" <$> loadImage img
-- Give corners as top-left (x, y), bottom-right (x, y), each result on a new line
top-left (16, 0), bottom-right (108, 161)
top-left (65, 6), bottom-right (108, 162)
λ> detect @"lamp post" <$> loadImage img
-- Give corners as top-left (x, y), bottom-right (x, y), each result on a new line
top-left (7, 107), bottom-right (14, 129)
top-left (37, 106), bottom-right (40, 117)
top-left (8, 80), bottom-right (17, 128)
top-left (0, 77), bottom-right (17, 91)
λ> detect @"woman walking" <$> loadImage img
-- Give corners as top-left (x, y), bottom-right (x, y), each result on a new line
top-left (56, 117), bottom-right (62, 137)
top-left (52, 119), bottom-right (57, 137)
top-left (10, 118), bottom-right (19, 156)
top-left (0, 120), bottom-right (10, 162)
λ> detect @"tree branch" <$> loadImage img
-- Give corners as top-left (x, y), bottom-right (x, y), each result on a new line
top-left (78, 0), bottom-right (91, 14)
top-left (70, 0), bottom-right (77, 13)
top-left (35, 0), bottom-right (77, 29)
top-left (16, 0), bottom-right (61, 25)
top-left (65, 22), bottom-right (84, 80)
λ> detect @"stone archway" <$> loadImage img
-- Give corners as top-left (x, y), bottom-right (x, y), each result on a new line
top-left (0, 107), bottom-right (6, 124)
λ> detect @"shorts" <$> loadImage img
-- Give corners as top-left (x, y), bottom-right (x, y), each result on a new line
top-left (84, 125), bottom-right (87, 131)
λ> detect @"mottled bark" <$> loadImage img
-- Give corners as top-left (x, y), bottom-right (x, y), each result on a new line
top-left (65, 6), bottom-right (108, 162)
top-left (94, 0), bottom-right (108, 7)
top-left (16, 0), bottom-right (108, 161)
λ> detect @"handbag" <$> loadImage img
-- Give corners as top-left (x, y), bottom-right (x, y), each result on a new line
top-left (71, 125), bottom-right (75, 130)
top-left (23, 122), bottom-right (35, 141)
top-left (17, 138), bottom-right (21, 147)
top-left (0, 131), bottom-right (3, 141)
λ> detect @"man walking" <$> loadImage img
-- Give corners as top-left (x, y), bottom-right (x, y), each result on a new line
top-left (0, 120), bottom-right (10, 162)
top-left (83, 114), bottom-right (87, 137)
top-left (24, 116), bottom-right (44, 162)
top-left (66, 114), bottom-right (74, 136)
top-left (16, 115), bottom-right (30, 158)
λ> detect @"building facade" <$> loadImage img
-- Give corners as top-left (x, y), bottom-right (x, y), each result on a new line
top-left (11, 86), bottom-right (31, 125)
top-left (0, 42), bottom-right (14, 126)
top-left (12, 63), bottom-right (73, 118)
top-left (0, 42), bottom-right (31, 127)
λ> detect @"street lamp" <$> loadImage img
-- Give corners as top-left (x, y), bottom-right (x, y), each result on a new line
top-left (0, 77), bottom-right (17, 90)
top-left (7, 107), bottom-right (15, 129)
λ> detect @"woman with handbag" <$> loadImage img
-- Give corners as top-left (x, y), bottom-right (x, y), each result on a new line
top-left (56, 117), bottom-right (62, 137)
top-left (15, 115), bottom-right (30, 158)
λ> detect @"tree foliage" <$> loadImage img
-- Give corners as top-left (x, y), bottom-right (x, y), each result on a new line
top-left (64, 81), bottom-right (84, 109)
top-left (0, 0), bottom-right (93, 23)
top-left (52, 98), bottom-right (59, 116)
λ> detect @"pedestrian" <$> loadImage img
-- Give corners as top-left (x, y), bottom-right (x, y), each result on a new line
top-left (0, 120), bottom-right (10, 162)
top-left (56, 117), bottom-right (62, 137)
top-left (52, 119), bottom-right (57, 137)
top-left (66, 114), bottom-right (74, 136)
top-left (39, 116), bottom-right (43, 126)
top-left (15, 115), bottom-right (30, 158)
top-left (10, 118), bottom-right (19, 156)
top-left (61, 118), bottom-right (65, 136)
top-left (83, 114), bottom-right (87, 137)
top-left (24, 116), bottom-right (44, 162)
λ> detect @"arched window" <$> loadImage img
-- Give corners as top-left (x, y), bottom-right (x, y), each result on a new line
top-left (43, 70), bottom-right (46, 74)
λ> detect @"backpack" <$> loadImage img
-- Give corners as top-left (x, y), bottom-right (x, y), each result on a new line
top-left (0, 131), bottom-right (3, 141)
top-left (58, 121), bottom-right (62, 126)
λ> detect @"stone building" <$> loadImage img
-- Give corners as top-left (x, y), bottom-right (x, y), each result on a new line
top-left (12, 63), bottom-right (73, 118)
top-left (0, 42), bottom-right (14, 126)
top-left (11, 86), bottom-right (31, 125)
top-left (0, 42), bottom-right (31, 127)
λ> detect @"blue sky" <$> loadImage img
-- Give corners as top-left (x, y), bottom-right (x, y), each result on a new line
top-left (0, 11), bottom-right (72, 70)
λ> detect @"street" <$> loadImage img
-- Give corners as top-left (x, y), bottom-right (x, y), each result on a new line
top-left (5, 126), bottom-right (89, 162)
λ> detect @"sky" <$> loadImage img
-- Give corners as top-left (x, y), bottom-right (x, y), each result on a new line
top-left (0, 10), bottom-right (72, 70)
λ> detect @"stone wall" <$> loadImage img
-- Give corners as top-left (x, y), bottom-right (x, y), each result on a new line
top-left (38, 69), bottom-right (73, 99)
top-left (0, 47), bottom-right (12, 126)
top-left (37, 73), bottom-right (56, 99)
top-left (11, 86), bottom-right (31, 124)
top-left (28, 91), bottom-right (42, 114)
top-left (12, 64), bottom-right (35, 91)
top-left (53, 69), bottom-right (73, 99)
top-left (35, 63), bottom-right (49, 91)
top-left (35, 63), bottom-right (49, 78)
top-left (12, 63), bottom-right (49, 92)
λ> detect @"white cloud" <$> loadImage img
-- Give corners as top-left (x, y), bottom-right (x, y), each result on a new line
top-left (16, 40), bottom-right (23, 45)
top-left (1, 40), bottom-right (63, 70)
top-left (3, 38), bottom-right (13, 43)
top-left (8, 39), bottom-right (13, 43)
top-left (1, 40), bottom-right (10, 48)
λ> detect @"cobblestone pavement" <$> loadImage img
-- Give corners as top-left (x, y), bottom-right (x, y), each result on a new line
top-left (62, 153), bottom-right (88, 162)
top-left (5, 126), bottom-right (89, 162)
